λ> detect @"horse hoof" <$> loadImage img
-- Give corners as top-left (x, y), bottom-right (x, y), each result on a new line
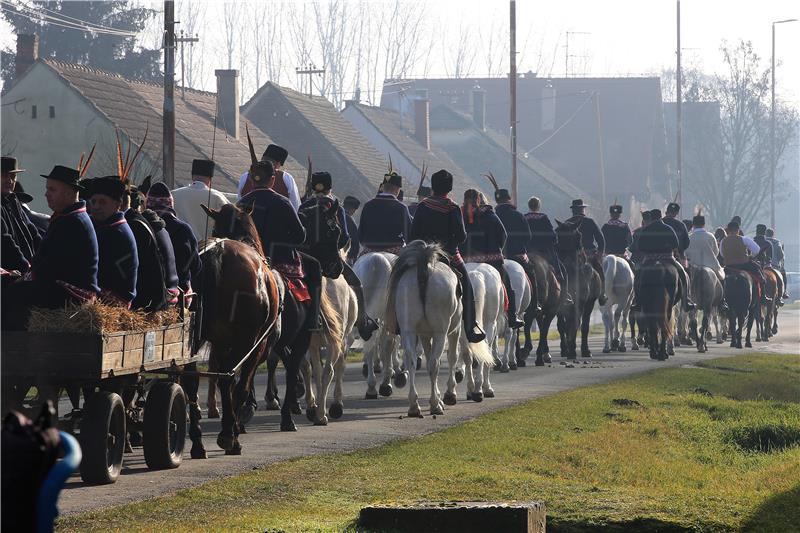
top-left (745, 342), bottom-right (752, 348)
top-left (516, 358), bottom-right (526, 368)
top-left (454, 369), bottom-right (464, 383)
top-left (379, 383), bottom-right (394, 397)
top-left (365, 391), bottom-right (378, 400)
top-left (238, 404), bottom-right (256, 426)
top-left (772, 326), bottom-right (778, 335)
top-left (483, 389), bottom-right (495, 398)
top-left (500, 364), bottom-right (510, 373)
top-left (716, 339), bottom-right (723, 344)
top-left (611, 340), bottom-right (620, 351)
top-left (225, 443), bottom-right (242, 456)
top-left (306, 407), bottom-right (316, 422)
top-left (239, 425), bottom-right (247, 434)
top-left (329, 403), bottom-right (343, 419)
top-left (619, 345), bottom-right (627, 353)
top-left (697, 347), bottom-right (706, 353)
top-left (542, 353), bottom-right (552, 363)
top-left (631, 344), bottom-right (639, 351)
top-left (280, 419), bottom-right (297, 432)
top-left (443, 391), bottom-right (457, 406)
top-left (407, 407), bottom-right (423, 418)
top-left (431, 404), bottom-right (444, 415)
top-left (667, 348), bottom-right (675, 356)
top-left (581, 352), bottom-right (592, 359)
top-left (602, 348), bottom-right (611, 354)
top-left (470, 391), bottom-right (483, 403)
top-left (265, 398), bottom-right (280, 411)
top-left (207, 406), bottom-right (220, 419)
top-left (217, 433), bottom-right (234, 452)
top-left (313, 418), bottom-right (328, 427)
top-left (535, 358), bottom-right (545, 367)
top-left (125, 439), bottom-right (133, 454)
top-left (393, 372), bottom-right (408, 389)
top-left (190, 444), bottom-right (207, 460)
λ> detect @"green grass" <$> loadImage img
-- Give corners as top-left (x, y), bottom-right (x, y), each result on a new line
top-left (60, 353), bottom-right (800, 533)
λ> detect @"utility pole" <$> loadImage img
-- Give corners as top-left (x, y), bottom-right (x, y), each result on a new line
top-left (163, 0), bottom-right (175, 189)
top-left (296, 64), bottom-right (325, 98)
top-left (509, 0), bottom-right (518, 206)
top-left (593, 92), bottom-right (607, 209)
top-left (177, 29), bottom-right (199, 99)
top-left (676, 0), bottom-right (682, 204)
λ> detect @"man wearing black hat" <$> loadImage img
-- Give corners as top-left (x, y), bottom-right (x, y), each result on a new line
top-left (602, 203), bottom-right (632, 257)
top-left (408, 183), bottom-right (432, 217)
top-left (173, 159), bottom-right (230, 241)
top-left (238, 144), bottom-right (301, 211)
top-left (663, 202), bottom-right (690, 254)
top-left (14, 182), bottom-right (49, 235)
top-left (629, 210), bottom-right (652, 266)
top-left (343, 196), bottom-right (361, 264)
top-left (1, 156), bottom-right (41, 273)
top-left (566, 199), bottom-right (607, 305)
top-left (524, 197), bottom-right (570, 301)
top-left (753, 224), bottom-right (774, 266)
top-left (2, 166), bottom-right (100, 329)
top-left (359, 172), bottom-right (413, 256)
top-left (86, 177), bottom-right (139, 306)
top-left (409, 169), bottom-right (486, 343)
top-left (300, 171), bottom-right (379, 340)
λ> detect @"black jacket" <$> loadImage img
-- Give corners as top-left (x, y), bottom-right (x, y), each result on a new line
top-left (32, 201), bottom-right (99, 294)
top-left (126, 209), bottom-right (168, 311)
top-left (160, 211), bottom-right (201, 293)
top-left (753, 235), bottom-right (774, 263)
top-left (409, 195), bottom-right (466, 256)
top-left (463, 205), bottom-right (507, 259)
top-left (566, 214), bottom-right (605, 253)
top-left (602, 219), bottom-right (633, 255)
top-left (524, 212), bottom-right (557, 253)
top-left (142, 210), bottom-right (179, 292)
top-left (495, 203), bottom-right (530, 257)
top-left (662, 215), bottom-right (689, 253)
top-left (637, 220), bottom-right (679, 255)
top-left (345, 213), bottom-right (359, 262)
top-left (239, 188), bottom-right (305, 270)
top-left (359, 193), bottom-right (413, 250)
top-left (1, 193), bottom-right (41, 272)
top-left (93, 211), bottom-right (138, 302)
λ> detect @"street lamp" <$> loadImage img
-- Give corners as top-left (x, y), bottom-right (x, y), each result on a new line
top-left (770, 18), bottom-right (797, 229)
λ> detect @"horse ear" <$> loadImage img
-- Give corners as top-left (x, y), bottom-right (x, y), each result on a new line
top-left (201, 204), bottom-right (219, 220)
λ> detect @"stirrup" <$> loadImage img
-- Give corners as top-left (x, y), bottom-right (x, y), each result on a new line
top-left (466, 324), bottom-right (486, 343)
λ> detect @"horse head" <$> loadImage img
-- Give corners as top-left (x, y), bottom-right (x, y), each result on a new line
top-left (299, 197), bottom-right (343, 277)
top-left (201, 203), bottom-right (264, 256)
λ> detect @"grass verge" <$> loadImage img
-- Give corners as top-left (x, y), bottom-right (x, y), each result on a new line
top-left (60, 353), bottom-right (800, 533)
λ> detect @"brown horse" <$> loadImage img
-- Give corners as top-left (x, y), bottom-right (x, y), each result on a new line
top-left (759, 267), bottom-right (781, 341)
top-left (520, 252), bottom-right (562, 366)
top-left (188, 203), bottom-right (281, 456)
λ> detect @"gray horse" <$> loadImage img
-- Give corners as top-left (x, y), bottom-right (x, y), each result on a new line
top-left (688, 265), bottom-right (724, 353)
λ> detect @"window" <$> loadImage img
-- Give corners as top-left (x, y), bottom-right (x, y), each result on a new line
top-left (31, 105), bottom-right (37, 119)
top-left (49, 106), bottom-right (55, 118)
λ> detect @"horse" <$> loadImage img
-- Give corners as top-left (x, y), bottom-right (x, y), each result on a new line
top-left (687, 265), bottom-right (723, 353)
top-left (759, 267), bottom-right (781, 341)
top-left (600, 255), bottom-right (634, 353)
top-left (188, 204), bottom-right (281, 456)
top-left (497, 259), bottom-right (532, 371)
top-left (723, 268), bottom-right (756, 349)
top-left (458, 263), bottom-right (503, 402)
top-left (637, 259), bottom-right (680, 360)
top-left (353, 252), bottom-right (404, 400)
top-left (555, 221), bottom-right (602, 359)
top-left (385, 241), bottom-right (494, 417)
top-left (520, 252), bottom-right (562, 366)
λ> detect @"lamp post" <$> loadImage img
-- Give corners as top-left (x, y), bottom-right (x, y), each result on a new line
top-left (770, 18), bottom-right (797, 229)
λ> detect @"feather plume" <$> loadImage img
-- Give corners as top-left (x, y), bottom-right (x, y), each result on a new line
top-left (245, 123), bottom-right (258, 166)
top-left (80, 144), bottom-right (96, 178)
top-left (418, 161), bottom-right (428, 189)
top-left (482, 171), bottom-right (499, 192)
top-left (387, 154), bottom-right (393, 175)
top-left (115, 130), bottom-right (124, 178)
top-left (77, 152), bottom-right (85, 172)
top-left (123, 124), bottom-right (148, 181)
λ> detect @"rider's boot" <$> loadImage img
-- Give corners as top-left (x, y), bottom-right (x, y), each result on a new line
top-left (342, 262), bottom-right (379, 340)
top-left (456, 261), bottom-right (486, 343)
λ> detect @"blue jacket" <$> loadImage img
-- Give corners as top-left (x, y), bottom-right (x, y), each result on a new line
top-left (637, 220), bottom-right (679, 254)
top-left (32, 201), bottom-right (99, 294)
top-left (160, 211), bottom-right (201, 292)
top-left (602, 219), bottom-right (633, 255)
top-left (359, 193), bottom-right (413, 250)
top-left (126, 209), bottom-right (169, 311)
top-left (409, 195), bottom-right (466, 256)
top-left (239, 188), bottom-right (306, 271)
top-left (524, 212), bottom-right (557, 253)
top-left (94, 211), bottom-right (138, 302)
top-left (463, 205), bottom-right (507, 259)
top-left (662, 215), bottom-right (689, 253)
top-left (495, 203), bottom-right (530, 257)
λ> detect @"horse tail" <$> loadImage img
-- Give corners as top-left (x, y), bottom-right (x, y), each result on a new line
top-left (385, 241), bottom-right (446, 333)
top-left (602, 255), bottom-right (616, 297)
top-left (320, 286), bottom-right (343, 345)
top-left (663, 292), bottom-right (675, 341)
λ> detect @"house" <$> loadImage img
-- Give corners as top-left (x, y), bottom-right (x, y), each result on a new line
top-left (381, 76), bottom-right (670, 204)
top-left (341, 100), bottom-right (489, 201)
top-left (2, 35), bottom-right (304, 213)
top-left (242, 83), bottom-right (389, 201)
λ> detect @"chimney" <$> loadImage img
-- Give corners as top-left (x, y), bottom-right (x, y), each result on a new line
top-left (472, 85), bottom-right (486, 131)
top-left (413, 94), bottom-right (430, 151)
top-left (16, 34), bottom-right (39, 80)
top-left (215, 69), bottom-right (240, 139)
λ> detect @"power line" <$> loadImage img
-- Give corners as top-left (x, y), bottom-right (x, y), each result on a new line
top-left (1, 0), bottom-right (137, 37)
top-left (521, 91), bottom-right (595, 156)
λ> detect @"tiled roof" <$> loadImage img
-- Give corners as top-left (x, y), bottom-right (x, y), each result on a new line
top-left (42, 59), bottom-right (304, 193)
top-left (243, 83), bottom-right (388, 199)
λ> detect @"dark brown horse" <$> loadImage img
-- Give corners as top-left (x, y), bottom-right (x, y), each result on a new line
top-left (637, 259), bottom-right (680, 360)
top-left (759, 267), bottom-right (781, 341)
top-left (520, 252), bottom-right (562, 366)
top-left (724, 268), bottom-right (757, 349)
top-left (555, 221), bottom-right (602, 359)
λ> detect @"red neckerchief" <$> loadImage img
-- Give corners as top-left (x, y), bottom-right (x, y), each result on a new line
top-left (421, 195), bottom-right (457, 213)
top-left (605, 218), bottom-right (628, 227)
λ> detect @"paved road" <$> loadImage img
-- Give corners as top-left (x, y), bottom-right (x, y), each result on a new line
top-left (60, 310), bottom-right (800, 515)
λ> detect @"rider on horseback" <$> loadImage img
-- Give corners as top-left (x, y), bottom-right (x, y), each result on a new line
top-left (601, 203), bottom-right (632, 259)
top-left (461, 189), bottom-right (525, 329)
top-left (358, 172), bottom-right (413, 256)
top-left (662, 202), bottom-right (697, 311)
top-left (765, 228), bottom-right (789, 300)
top-left (524, 196), bottom-right (572, 305)
top-left (565, 199), bottom-right (608, 305)
top-left (720, 221), bottom-right (771, 305)
top-left (685, 212), bottom-right (729, 312)
top-left (409, 169), bottom-right (486, 343)
top-left (754, 224), bottom-right (785, 304)
top-left (300, 171), bottom-right (380, 341)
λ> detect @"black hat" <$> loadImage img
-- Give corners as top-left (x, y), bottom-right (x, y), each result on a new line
top-left (649, 208), bottom-right (662, 220)
top-left (727, 220), bottom-right (740, 231)
top-left (641, 210), bottom-right (652, 222)
top-left (416, 185), bottom-right (432, 197)
top-left (731, 215), bottom-right (742, 225)
top-left (262, 145), bottom-right (288, 165)
top-left (383, 172), bottom-right (402, 188)
top-left (495, 188), bottom-right (512, 203)
top-left (88, 176), bottom-right (127, 202)
top-left (666, 202), bottom-right (680, 213)
top-left (609, 204), bottom-right (623, 215)
top-left (343, 196), bottom-right (360, 210)
top-left (2, 156), bottom-right (25, 174)
top-left (692, 214), bottom-right (705, 227)
top-left (570, 199), bottom-right (589, 209)
top-left (311, 171), bottom-right (332, 192)
top-left (683, 218), bottom-right (693, 228)
top-left (41, 165), bottom-right (83, 190)
top-left (13, 181), bottom-right (33, 203)
top-left (756, 223), bottom-right (767, 235)
top-left (431, 169), bottom-right (453, 194)
top-left (250, 159), bottom-right (275, 186)
top-left (191, 159), bottom-right (215, 178)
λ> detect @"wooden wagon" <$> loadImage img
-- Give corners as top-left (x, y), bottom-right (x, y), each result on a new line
top-left (1, 313), bottom-right (202, 485)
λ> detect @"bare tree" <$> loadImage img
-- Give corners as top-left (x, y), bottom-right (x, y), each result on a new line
top-left (312, 0), bottom-right (356, 108)
top-left (222, 2), bottom-right (241, 70)
top-left (442, 17), bottom-right (477, 79)
top-left (479, 13), bottom-right (508, 77)
top-left (179, 0), bottom-right (206, 89)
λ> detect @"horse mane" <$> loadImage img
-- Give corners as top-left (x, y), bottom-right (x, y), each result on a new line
top-left (384, 240), bottom-right (448, 332)
top-left (239, 210), bottom-right (266, 258)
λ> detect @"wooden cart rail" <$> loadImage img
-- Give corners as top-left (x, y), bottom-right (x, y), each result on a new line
top-left (1, 317), bottom-right (198, 382)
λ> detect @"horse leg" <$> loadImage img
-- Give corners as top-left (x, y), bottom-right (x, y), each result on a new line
top-left (280, 335), bottom-right (308, 432)
top-left (427, 335), bottom-right (446, 414)
top-left (206, 376), bottom-right (220, 419)
top-left (364, 334), bottom-right (379, 399)
top-left (315, 344), bottom-right (336, 426)
top-left (181, 365), bottom-right (207, 459)
top-left (745, 311), bottom-right (755, 348)
top-left (401, 332), bottom-right (422, 418)
top-left (612, 303), bottom-right (623, 352)
top-left (602, 305), bottom-right (612, 353)
top-left (458, 336), bottom-right (473, 402)
top-left (446, 330), bottom-right (462, 404)
top-left (216, 373), bottom-right (235, 452)
top-left (306, 344), bottom-right (321, 423)
top-left (535, 314), bottom-right (554, 366)
top-left (264, 353), bottom-right (280, 410)
top-left (522, 301), bottom-right (536, 356)
top-left (629, 309), bottom-right (639, 351)
top-left (580, 301), bottom-right (593, 358)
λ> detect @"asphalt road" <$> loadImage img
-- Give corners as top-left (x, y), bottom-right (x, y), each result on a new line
top-left (59, 309), bottom-right (800, 515)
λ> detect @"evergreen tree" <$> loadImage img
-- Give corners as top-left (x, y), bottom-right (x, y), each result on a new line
top-left (1, 0), bottom-right (159, 89)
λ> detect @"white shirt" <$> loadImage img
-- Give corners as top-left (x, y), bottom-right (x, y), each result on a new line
top-left (686, 228), bottom-right (724, 279)
top-left (238, 170), bottom-right (300, 212)
top-left (741, 236), bottom-right (761, 255)
top-left (171, 181), bottom-right (230, 241)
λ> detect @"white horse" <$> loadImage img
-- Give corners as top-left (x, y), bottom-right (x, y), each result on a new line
top-left (353, 252), bottom-right (403, 399)
top-left (600, 255), bottom-right (634, 353)
top-left (497, 259), bottom-right (532, 372)
top-left (386, 241), bottom-right (494, 417)
top-left (303, 276), bottom-right (355, 425)
top-left (455, 263), bottom-right (503, 403)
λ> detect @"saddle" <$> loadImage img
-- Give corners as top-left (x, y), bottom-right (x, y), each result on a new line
top-left (284, 278), bottom-right (311, 303)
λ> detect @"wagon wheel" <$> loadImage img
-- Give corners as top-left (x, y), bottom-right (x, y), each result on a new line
top-left (79, 391), bottom-right (126, 485)
top-left (143, 382), bottom-right (186, 470)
